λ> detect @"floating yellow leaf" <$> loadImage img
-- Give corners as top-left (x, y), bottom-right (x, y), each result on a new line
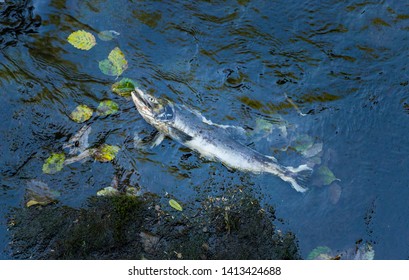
top-left (42, 153), bottom-right (66, 174)
top-left (67, 30), bottom-right (96, 50)
top-left (169, 199), bottom-right (183, 211)
top-left (97, 100), bottom-right (119, 116)
top-left (108, 47), bottom-right (127, 70)
top-left (99, 47), bottom-right (128, 77)
top-left (26, 200), bottom-right (40, 207)
top-left (93, 144), bottom-right (120, 162)
top-left (69, 104), bottom-right (93, 123)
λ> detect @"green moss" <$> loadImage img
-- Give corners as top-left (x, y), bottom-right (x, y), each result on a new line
top-left (9, 191), bottom-right (300, 260)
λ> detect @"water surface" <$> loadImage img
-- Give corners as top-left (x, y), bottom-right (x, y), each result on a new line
top-left (1, 0), bottom-right (409, 259)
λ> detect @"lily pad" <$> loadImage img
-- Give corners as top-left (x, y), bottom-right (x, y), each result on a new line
top-left (96, 186), bottom-right (119, 197)
top-left (314, 165), bottom-right (340, 186)
top-left (67, 30), bottom-right (96, 50)
top-left (69, 104), bottom-right (93, 123)
top-left (307, 246), bottom-right (333, 260)
top-left (42, 153), bottom-right (66, 174)
top-left (111, 78), bottom-right (138, 97)
top-left (169, 199), bottom-right (183, 211)
top-left (98, 30), bottom-right (120, 41)
top-left (99, 47), bottom-right (128, 77)
top-left (25, 180), bottom-right (60, 207)
top-left (97, 100), bottom-right (119, 116)
top-left (93, 144), bottom-right (120, 162)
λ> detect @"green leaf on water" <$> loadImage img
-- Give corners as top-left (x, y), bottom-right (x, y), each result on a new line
top-left (315, 165), bottom-right (340, 186)
top-left (169, 199), bottom-right (183, 211)
top-left (307, 246), bottom-right (333, 260)
top-left (67, 30), bottom-right (96, 50)
top-left (293, 134), bottom-right (314, 153)
top-left (97, 100), bottom-right (119, 116)
top-left (92, 144), bottom-right (120, 162)
top-left (109, 47), bottom-right (128, 74)
top-left (69, 104), bottom-right (93, 123)
top-left (99, 59), bottom-right (118, 76)
top-left (99, 47), bottom-right (128, 77)
top-left (111, 78), bottom-right (138, 97)
top-left (42, 153), bottom-right (66, 174)
top-left (98, 30), bottom-right (120, 41)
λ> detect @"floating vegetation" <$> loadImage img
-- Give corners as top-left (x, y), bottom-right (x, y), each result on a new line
top-left (96, 186), bottom-right (119, 197)
top-left (254, 118), bottom-right (274, 134)
top-left (98, 30), bottom-right (120, 41)
top-left (69, 104), bottom-right (93, 123)
top-left (67, 30), bottom-right (96, 50)
top-left (293, 134), bottom-right (315, 153)
top-left (92, 144), bottom-right (120, 162)
top-left (307, 246), bottom-right (333, 260)
top-left (25, 180), bottom-right (60, 207)
top-left (99, 47), bottom-right (128, 77)
top-left (169, 199), bottom-right (183, 211)
top-left (125, 187), bottom-right (140, 197)
top-left (292, 134), bottom-right (323, 160)
top-left (307, 243), bottom-right (375, 260)
top-left (111, 78), bottom-right (138, 97)
top-left (301, 142), bottom-right (323, 158)
top-left (96, 100), bottom-right (119, 116)
top-left (42, 153), bottom-right (66, 174)
top-left (313, 165), bottom-right (340, 186)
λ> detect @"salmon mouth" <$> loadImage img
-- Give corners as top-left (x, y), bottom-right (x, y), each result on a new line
top-left (131, 89), bottom-right (153, 116)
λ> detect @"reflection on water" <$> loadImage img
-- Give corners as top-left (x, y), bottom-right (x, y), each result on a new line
top-left (1, 0), bottom-right (409, 259)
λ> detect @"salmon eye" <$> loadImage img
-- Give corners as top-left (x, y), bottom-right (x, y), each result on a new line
top-left (148, 97), bottom-right (156, 103)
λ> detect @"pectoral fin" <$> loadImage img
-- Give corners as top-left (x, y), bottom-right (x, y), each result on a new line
top-left (169, 127), bottom-right (193, 142)
top-left (151, 132), bottom-right (166, 148)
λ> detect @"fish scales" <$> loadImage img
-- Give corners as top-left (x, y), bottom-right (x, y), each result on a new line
top-left (131, 88), bottom-right (310, 192)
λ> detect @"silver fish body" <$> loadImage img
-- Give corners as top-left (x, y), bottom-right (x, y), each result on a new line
top-left (131, 88), bottom-right (310, 192)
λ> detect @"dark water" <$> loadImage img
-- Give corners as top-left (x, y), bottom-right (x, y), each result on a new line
top-left (1, 0), bottom-right (409, 259)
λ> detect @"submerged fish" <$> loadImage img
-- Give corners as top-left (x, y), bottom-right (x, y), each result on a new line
top-left (131, 88), bottom-right (311, 192)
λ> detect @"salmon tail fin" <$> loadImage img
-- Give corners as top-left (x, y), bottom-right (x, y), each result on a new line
top-left (281, 164), bottom-right (312, 193)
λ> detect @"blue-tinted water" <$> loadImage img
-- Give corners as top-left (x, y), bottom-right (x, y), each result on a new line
top-left (1, 0), bottom-right (409, 259)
